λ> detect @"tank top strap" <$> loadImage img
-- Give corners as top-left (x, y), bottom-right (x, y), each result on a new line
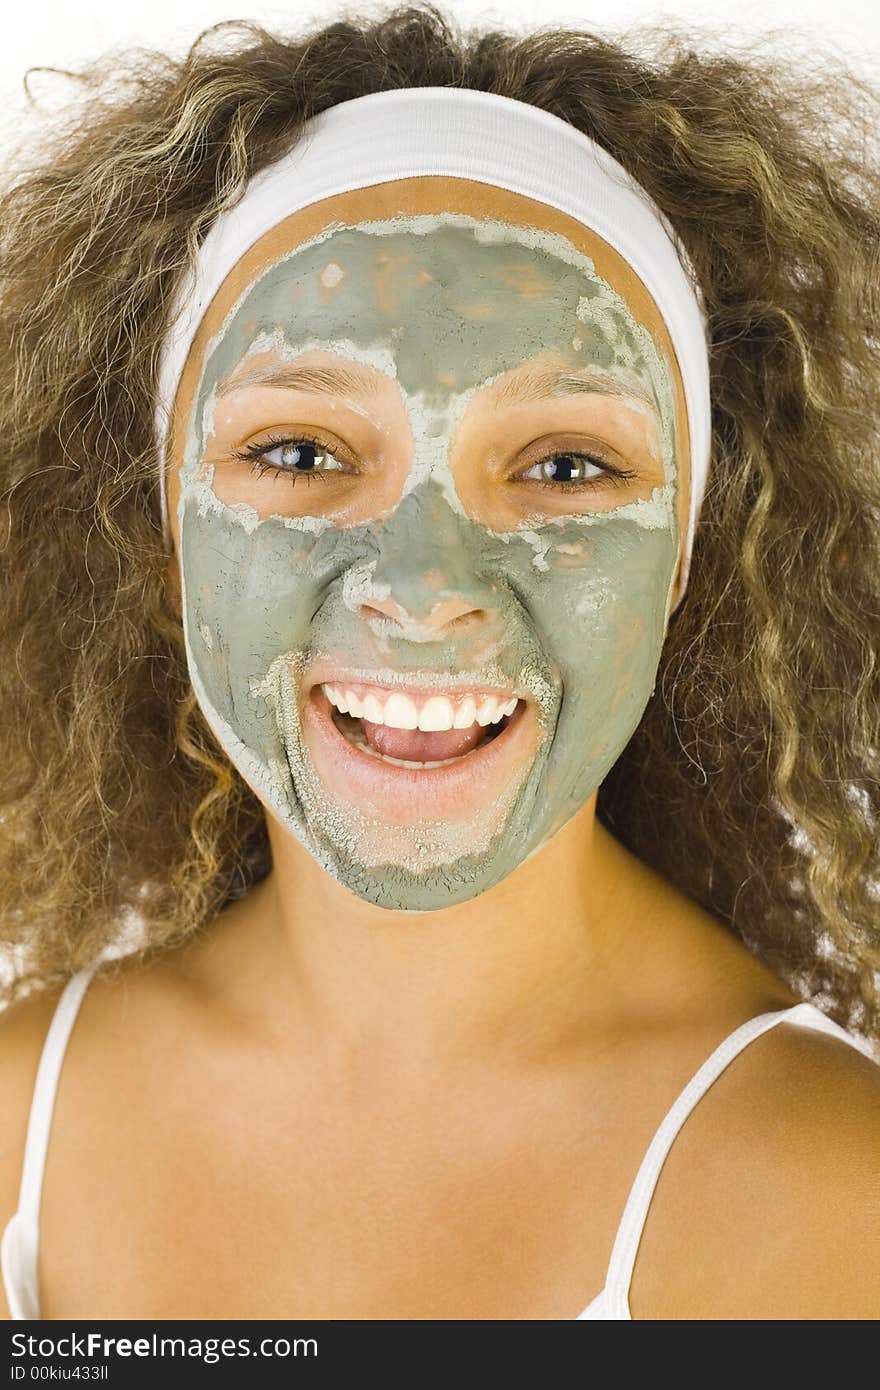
top-left (2, 965), bottom-right (98, 1318)
top-left (15, 966), bottom-right (98, 1225)
top-left (600, 999), bottom-right (869, 1317)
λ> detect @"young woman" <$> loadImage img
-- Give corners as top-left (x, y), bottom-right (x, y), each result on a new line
top-left (1, 5), bottom-right (879, 1320)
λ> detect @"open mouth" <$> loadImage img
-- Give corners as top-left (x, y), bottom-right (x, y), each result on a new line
top-left (301, 683), bottom-right (537, 819)
top-left (328, 702), bottom-right (521, 769)
top-left (306, 676), bottom-right (529, 774)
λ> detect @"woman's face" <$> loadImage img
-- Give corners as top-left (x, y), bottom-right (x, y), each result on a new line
top-left (166, 176), bottom-right (691, 912)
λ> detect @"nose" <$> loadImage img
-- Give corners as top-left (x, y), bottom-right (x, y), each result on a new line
top-left (357, 587), bottom-right (488, 639)
top-left (351, 482), bottom-right (501, 642)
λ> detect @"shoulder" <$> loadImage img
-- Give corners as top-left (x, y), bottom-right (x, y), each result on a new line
top-left (0, 978), bottom-right (77, 1172)
top-left (0, 979), bottom-right (75, 1320)
top-left (632, 1007), bottom-right (880, 1319)
top-left (0, 953), bottom-right (206, 1321)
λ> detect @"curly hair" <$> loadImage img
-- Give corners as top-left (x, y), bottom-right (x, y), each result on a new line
top-left (0, 3), bottom-right (878, 1048)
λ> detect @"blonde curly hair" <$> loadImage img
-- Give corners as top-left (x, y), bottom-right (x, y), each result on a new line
top-left (1, 4), bottom-right (878, 1050)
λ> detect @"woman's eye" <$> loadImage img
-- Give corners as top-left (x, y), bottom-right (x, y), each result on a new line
top-left (229, 435), bottom-right (636, 495)
top-left (518, 451), bottom-right (636, 492)
top-left (231, 433), bottom-right (350, 485)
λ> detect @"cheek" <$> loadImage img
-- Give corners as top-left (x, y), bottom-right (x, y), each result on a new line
top-left (524, 519), bottom-right (675, 700)
top-left (527, 528), bottom-right (673, 788)
top-left (177, 500), bottom-right (326, 724)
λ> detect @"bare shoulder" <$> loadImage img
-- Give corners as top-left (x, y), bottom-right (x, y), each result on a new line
top-left (632, 1005), bottom-right (880, 1319)
top-left (0, 978), bottom-right (76, 1177)
top-left (0, 978), bottom-right (79, 1320)
top-left (0, 949), bottom-right (203, 1320)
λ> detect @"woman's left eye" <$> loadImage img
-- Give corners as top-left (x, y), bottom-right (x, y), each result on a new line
top-left (517, 451), bottom-right (637, 492)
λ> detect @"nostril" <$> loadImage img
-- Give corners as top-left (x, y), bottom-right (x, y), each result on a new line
top-left (358, 605), bottom-right (487, 633)
top-left (448, 609), bottom-right (487, 632)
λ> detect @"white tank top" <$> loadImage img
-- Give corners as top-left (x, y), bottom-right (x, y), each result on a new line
top-left (0, 966), bottom-right (872, 1320)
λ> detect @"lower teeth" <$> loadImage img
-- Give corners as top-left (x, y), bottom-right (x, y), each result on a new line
top-left (331, 709), bottom-right (505, 768)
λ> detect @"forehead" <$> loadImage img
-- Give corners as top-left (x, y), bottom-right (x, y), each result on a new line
top-left (203, 220), bottom-right (666, 411)
top-left (190, 177), bottom-right (679, 360)
top-left (170, 177), bottom-right (690, 485)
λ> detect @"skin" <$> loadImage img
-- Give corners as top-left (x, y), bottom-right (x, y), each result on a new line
top-left (167, 179), bottom-right (685, 910)
top-left (2, 179), bottom-right (879, 1322)
top-left (161, 175), bottom-right (716, 1069)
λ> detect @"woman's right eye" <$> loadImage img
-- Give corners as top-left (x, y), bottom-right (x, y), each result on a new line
top-left (232, 432), bottom-right (352, 485)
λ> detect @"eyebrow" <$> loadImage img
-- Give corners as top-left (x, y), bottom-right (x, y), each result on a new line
top-left (492, 365), bottom-right (658, 413)
top-left (217, 359), bottom-right (657, 412)
top-left (218, 361), bottom-right (385, 401)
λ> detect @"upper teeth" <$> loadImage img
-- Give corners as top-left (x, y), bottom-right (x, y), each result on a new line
top-left (321, 683), bottom-right (519, 732)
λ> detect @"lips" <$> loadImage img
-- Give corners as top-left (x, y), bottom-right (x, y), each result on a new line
top-left (306, 671), bottom-right (525, 763)
top-left (332, 701), bottom-right (513, 766)
top-left (300, 681), bottom-right (537, 824)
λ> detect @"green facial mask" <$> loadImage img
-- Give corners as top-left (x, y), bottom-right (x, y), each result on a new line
top-left (174, 212), bottom-right (681, 911)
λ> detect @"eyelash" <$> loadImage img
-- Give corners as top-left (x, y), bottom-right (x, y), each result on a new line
top-left (232, 432), bottom-right (637, 493)
top-left (233, 432), bottom-right (341, 486)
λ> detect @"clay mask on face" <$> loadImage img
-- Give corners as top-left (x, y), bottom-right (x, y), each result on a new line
top-left (174, 212), bottom-right (682, 911)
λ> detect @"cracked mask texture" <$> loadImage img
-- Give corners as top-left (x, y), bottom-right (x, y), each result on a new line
top-left (174, 213), bottom-right (681, 911)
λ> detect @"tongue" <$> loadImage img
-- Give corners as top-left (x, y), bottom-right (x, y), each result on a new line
top-left (361, 717), bottom-right (487, 762)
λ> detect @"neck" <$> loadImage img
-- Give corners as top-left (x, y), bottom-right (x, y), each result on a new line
top-left (227, 795), bottom-right (666, 1079)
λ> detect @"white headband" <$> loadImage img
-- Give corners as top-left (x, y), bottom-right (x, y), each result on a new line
top-left (154, 86), bottom-right (711, 608)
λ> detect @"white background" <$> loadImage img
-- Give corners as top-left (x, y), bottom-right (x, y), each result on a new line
top-left (1, 0), bottom-right (878, 114)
